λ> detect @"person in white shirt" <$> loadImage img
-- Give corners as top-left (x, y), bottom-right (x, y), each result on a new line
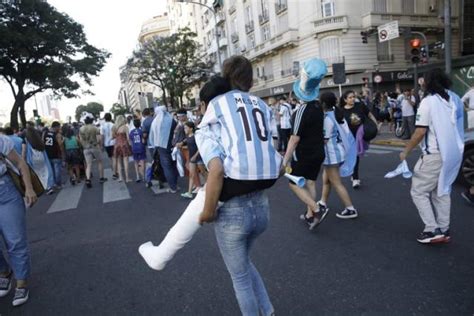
top-left (462, 87), bottom-right (474, 110)
top-left (400, 89), bottom-right (416, 139)
top-left (278, 95), bottom-right (292, 152)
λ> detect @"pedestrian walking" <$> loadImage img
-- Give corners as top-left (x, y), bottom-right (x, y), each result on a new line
top-left (24, 126), bottom-right (54, 194)
top-left (101, 113), bottom-right (116, 177)
top-left (282, 58), bottom-right (328, 230)
top-left (79, 114), bottom-right (107, 188)
top-left (278, 95), bottom-right (292, 153)
top-left (318, 92), bottom-right (358, 219)
top-left (129, 119), bottom-right (146, 182)
top-left (43, 121), bottom-right (64, 189)
top-left (63, 125), bottom-right (82, 185)
top-left (198, 56), bottom-right (281, 316)
top-left (340, 90), bottom-right (378, 189)
top-left (113, 115), bottom-right (132, 183)
top-left (400, 69), bottom-right (464, 244)
top-left (0, 134), bottom-right (38, 307)
top-left (400, 89), bottom-right (416, 139)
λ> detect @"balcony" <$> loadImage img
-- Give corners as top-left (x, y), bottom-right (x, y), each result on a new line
top-left (259, 10), bottom-right (269, 25)
top-left (260, 74), bottom-right (274, 82)
top-left (245, 21), bottom-right (255, 34)
top-left (275, 1), bottom-right (287, 15)
top-left (216, 11), bottom-right (225, 25)
top-left (361, 12), bottom-right (459, 29)
top-left (228, 4), bottom-right (236, 15)
top-left (218, 37), bottom-right (228, 48)
top-left (280, 68), bottom-right (292, 77)
top-left (231, 32), bottom-right (239, 43)
top-left (313, 15), bottom-right (348, 35)
top-left (247, 29), bottom-right (299, 61)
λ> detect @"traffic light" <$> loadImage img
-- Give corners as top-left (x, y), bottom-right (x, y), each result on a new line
top-left (33, 109), bottom-right (40, 124)
top-left (410, 38), bottom-right (421, 64)
top-left (361, 31), bottom-right (368, 44)
top-left (420, 46), bottom-right (428, 63)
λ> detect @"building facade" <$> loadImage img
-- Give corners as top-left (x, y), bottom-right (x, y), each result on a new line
top-left (167, 0), bottom-right (463, 100)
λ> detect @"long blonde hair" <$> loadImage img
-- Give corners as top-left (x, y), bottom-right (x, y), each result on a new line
top-left (113, 115), bottom-right (126, 133)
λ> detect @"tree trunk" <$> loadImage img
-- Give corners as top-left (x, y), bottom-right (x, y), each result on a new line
top-left (10, 100), bottom-right (20, 130)
top-left (19, 102), bottom-right (27, 128)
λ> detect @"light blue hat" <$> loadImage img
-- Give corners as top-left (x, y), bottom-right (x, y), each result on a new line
top-left (293, 59), bottom-right (328, 102)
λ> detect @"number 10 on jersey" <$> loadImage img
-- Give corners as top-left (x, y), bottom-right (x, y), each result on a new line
top-left (236, 106), bottom-right (268, 142)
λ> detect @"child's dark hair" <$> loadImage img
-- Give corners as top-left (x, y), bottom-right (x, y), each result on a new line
top-left (320, 92), bottom-right (344, 123)
top-left (184, 121), bottom-right (195, 132)
top-left (424, 68), bottom-right (452, 101)
top-left (199, 75), bottom-right (232, 105)
top-left (133, 119), bottom-right (141, 129)
top-left (64, 125), bottom-right (75, 139)
top-left (222, 55), bottom-right (253, 92)
top-left (339, 90), bottom-right (355, 108)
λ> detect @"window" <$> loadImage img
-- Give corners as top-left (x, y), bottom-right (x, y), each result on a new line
top-left (247, 33), bottom-right (256, 49)
top-left (319, 36), bottom-right (341, 65)
top-left (262, 24), bottom-right (271, 41)
top-left (321, 0), bottom-right (335, 17)
top-left (281, 52), bottom-right (292, 76)
top-left (402, 0), bottom-right (414, 13)
top-left (277, 12), bottom-right (289, 33)
top-left (260, 0), bottom-right (269, 14)
top-left (264, 59), bottom-right (273, 79)
top-left (245, 5), bottom-right (253, 24)
top-left (373, 0), bottom-right (387, 13)
top-left (376, 40), bottom-right (392, 61)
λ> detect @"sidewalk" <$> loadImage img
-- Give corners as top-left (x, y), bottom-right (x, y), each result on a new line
top-left (371, 123), bottom-right (408, 147)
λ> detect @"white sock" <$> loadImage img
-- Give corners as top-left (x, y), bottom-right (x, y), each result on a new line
top-left (318, 200), bottom-right (326, 207)
top-left (346, 205), bottom-right (355, 210)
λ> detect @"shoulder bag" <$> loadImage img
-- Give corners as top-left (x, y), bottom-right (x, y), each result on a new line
top-left (1, 155), bottom-right (45, 197)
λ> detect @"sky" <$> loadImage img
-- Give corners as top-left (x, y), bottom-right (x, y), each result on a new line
top-left (0, 0), bottom-right (168, 123)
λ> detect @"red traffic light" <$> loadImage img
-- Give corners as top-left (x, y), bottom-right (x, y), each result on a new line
top-left (410, 38), bottom-right (421, 48)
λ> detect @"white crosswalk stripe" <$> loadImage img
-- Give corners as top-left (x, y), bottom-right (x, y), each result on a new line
top-left (103, 168), bottom-right (131, 203)
top-left (366, 145), bottom-right (404, 155)
top-left (47, 182), bottom-right (84, 214)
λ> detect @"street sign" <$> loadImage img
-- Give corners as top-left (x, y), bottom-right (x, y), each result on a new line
top-left (374, 75), bottom-right (383, 83)
top-left (378, 21), bottom-right (399, 43)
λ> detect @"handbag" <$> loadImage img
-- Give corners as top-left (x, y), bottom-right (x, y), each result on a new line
top-left (1, 155), bottom-right (45, 197)
top-left (363, 117), bottom-right (378, 142)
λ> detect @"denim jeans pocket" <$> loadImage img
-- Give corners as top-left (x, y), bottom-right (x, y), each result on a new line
top-left (216, 207), bottom-right (245, 232)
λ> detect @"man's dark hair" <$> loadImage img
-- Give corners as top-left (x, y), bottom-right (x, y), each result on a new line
top-left (184, 121), bottom-right (195, 131)
top-left (279, 95), bottom-right (287, 101)
top-left (177, 108), bottom-right (187, 115)
top-left (199, 75), bottom-right (231, 105)
top-left (84, 117), bottom-right (94, 125)
top-left (104, 113), bottom-right (112, 122)
top-left (4, 127), bottom-right (14, 135)
top-left (143, 108), bottom-right (151, 116)
top-left (133, 119), bottom-right (141, 129)
top-left (51, 121), bottom-right (61, 128)
top-left (222, 55), bottom-right (253, 92)
top-left (424, 68), bottom-right (452, 101)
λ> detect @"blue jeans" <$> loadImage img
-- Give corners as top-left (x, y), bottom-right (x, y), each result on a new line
top-left (157, 148), bottom-right (178, 190)
top-left (50, 158), bottom-right (62, 187)
top-left (0, 175), bottom-right (31, 280)
top-left (214, 190), bottom-right (274, 316)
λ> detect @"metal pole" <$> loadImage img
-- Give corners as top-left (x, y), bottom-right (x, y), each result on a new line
top-left (414, 63), bottom-right (418, 89)
top-left (444, 0), bottom-right (452, 74)
top-left (338, 84), bottom-right (342, 97)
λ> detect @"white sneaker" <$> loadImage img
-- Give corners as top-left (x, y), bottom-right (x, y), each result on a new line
top-left (352, 179), bottom-right (361, 189)
top-left (12, 288), bottom-right (29, 307)
top-left (192, 186), bottom-right (201, 194)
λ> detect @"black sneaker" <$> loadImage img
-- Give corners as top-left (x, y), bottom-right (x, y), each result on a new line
top-left (336, 208), bottom-right (358, 219)
top-left (85, 179), bottom-right (92, 188)
top-left (416, 229), bottom-right (444, 244)
top-left (461, 191), bottom-right (474, 205)
top-left (0, 272), bottom-right (12, 297)
top-left (299, 213), bottom-right (316, 229)
top-left (46, 188), bottom-right (55, 195)
top-left (99, 177), bottom-right (108, 183)
top-left (12, 287), bottom-right (29, 307)
top-left (112, 173), bottom-right (119, 180)
top-left (312, 206), bottom-right (329, 229)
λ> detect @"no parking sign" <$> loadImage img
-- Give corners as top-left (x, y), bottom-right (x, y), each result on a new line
top-left (378, 21), bottom-right (399, 43)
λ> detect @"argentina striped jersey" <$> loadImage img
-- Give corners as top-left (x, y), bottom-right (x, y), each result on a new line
top-left (198, 90), bottom-right (282, 180)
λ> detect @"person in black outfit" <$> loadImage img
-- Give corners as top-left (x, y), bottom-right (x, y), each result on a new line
top-left (282, 58), bottom-right (329, 230)
top-left (339, 90), bottom-right (378, 189)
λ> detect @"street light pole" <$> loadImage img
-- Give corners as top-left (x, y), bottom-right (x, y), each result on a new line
top-left (177, 0), bottom-right (222, 72)
top-left (444, 0), bottom-right (452, 74)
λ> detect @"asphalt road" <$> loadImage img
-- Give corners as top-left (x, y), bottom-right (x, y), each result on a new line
top-left (1, 145), bottom-right (473, 315)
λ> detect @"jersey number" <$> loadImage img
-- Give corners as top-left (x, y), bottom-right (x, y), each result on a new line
top-left (237, 107), bottom-right (268, 142)
top-left (45, 137), bottom-right (53, 146)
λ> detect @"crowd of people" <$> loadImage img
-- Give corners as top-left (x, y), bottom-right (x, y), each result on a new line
top-left (0, 55), bottom-right (468, 313)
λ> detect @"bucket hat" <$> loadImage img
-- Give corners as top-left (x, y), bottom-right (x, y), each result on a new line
top-left (293, 58), bottom-right (328, 102)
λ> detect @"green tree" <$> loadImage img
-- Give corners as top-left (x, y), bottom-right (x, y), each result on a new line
top-left (127, 28), bottom-right (211, 108)
top-left (74, 102), bottom-right (104, 121)
top-left (110, 103), bottom-right (128, 118)
top-left (0, 0), bottom-right (110, 129)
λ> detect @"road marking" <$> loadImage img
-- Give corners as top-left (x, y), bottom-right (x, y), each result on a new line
top-left (370, 145), bottom-right (404, 152)
top-left (366, 149), bottom-right (393, 155)
top-left (103, 168), bottom-right (131, 203)
top-left (47, 183), bottom-right (84, 214)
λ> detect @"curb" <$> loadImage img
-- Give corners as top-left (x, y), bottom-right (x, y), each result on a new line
top-left (371, 139), bottom-right (407, 147)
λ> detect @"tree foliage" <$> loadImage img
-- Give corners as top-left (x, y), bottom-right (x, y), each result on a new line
top-left (127, 28), bottom-right (212, 108)
top-left (74, 102), bottom-right (104, 121)
top-left (110, 103), bottom-right (128, 118)
top-left (0, 0), bottom-right (110, 128)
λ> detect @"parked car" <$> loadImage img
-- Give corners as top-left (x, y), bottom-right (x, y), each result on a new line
top-left (459, 129), bottom-right (474, 186)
